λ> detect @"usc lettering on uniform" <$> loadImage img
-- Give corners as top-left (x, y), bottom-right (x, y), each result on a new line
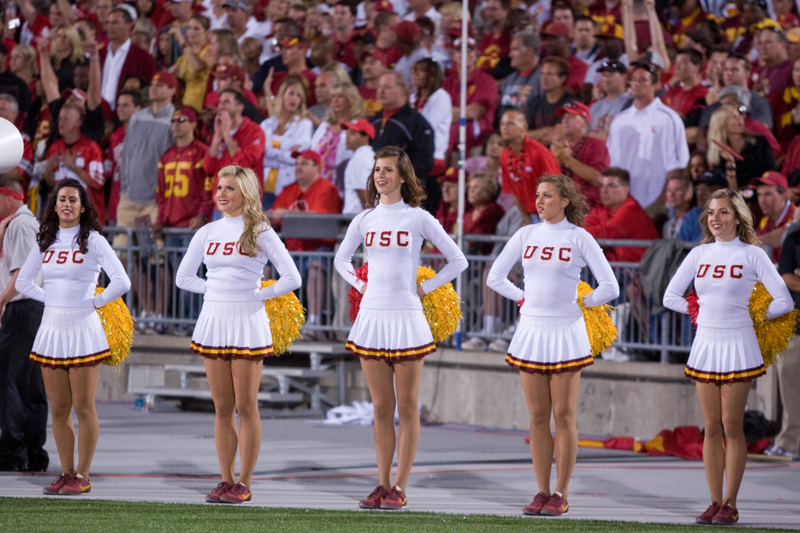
top-left (206, 242), bottom-right (245, 256)
top-left (365, 230), bottom-right (410, 248)
top-left (697, 264), bottom-right (744, 279)
top-left (522, 245), bottom-right (572, 262)
top-left (43, 250), bottom-right (85, 264)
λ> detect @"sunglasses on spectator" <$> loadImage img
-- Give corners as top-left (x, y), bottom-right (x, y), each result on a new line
top-left (600, 60), bottom-right (626, 71)
top-left (171, 117), bottom-right (190, 123)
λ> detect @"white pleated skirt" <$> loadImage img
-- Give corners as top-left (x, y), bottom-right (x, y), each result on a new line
top-left (685, 325), bottom-right (765, 384)
top-left (191, 300), bottom-right (274, 359)
top-left (505, 315), bottom-right (594, 374)
top-left (346, 308), bottom-right (436, 362)
top-left (30, 306), bottom-right (110, 368)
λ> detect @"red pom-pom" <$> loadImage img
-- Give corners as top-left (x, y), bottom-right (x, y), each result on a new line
top-left (347, 263), bottom-right (369, 323)
top-left (686, 290), bottom-right (699, 327)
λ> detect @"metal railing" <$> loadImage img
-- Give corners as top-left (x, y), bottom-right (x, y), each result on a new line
top-left (101, 222), bottom-right (696, 363)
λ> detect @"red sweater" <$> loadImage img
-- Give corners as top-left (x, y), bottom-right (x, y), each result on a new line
top-left (583, 195), bottom-right (658, 263)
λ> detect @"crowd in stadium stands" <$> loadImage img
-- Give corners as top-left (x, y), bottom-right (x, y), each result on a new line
top-left (4, 0), bottom-right (800, 320)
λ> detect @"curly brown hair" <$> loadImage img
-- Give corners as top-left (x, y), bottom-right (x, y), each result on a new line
top-left (538, 174), bottom-right (588, 226)
top-left (365, 146), bottom-right (427, 208)
top-left (38, 179), bottom-right (103, 253)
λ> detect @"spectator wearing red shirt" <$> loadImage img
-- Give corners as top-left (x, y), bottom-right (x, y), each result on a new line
top-left (754, 26), bottom-right (795, 149)
top-left (443, 37), bottom-right (498, 155)
top-left (540, 21), bottom-right (587, 96)
top-left (204, 89), bottom-right (266, 192)
top-left (477, 0), bottom-right (512, 73)
top-left (42, 103), bottom-right (107, 224)
top-left (498, 109), bottom-right (561, 226)
top-left (268, 149), bottom-right (342, 331)
top-left (359, 51), bottom-right (386, 116)
top-left (729, 0), bottom-right (768, 55)
top-left (588, 0), bottom-right (621, 25)
top-left (665, 0), bottom-right (716, 49)
top-left (268, 37), bottom-right (317, 106)
top-left (549, 101), bottom-right (608, 208)
top-left (583, 167), bottom-right (659, 263)
top-left (435, 169), bottom-right (458, 233)
top-left (105, 90), bottom-right (142, 224)
top-left (331, 1), bottom-right (359, 69)
top-left (662, 48), bottom-right (708, 122)
top-left (16, 0), bottom-right (59, 45)
top-left (371, 11), bottom-right (403, 68)
top-left (752, 171), bottom-right (796, 261)
top-left (525, 57), bottom-right (575, 147)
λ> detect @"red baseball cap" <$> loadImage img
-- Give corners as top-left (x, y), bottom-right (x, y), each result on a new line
top-left (595, 23), bottom-right (624, 39)
top-left (216, 64), bottom-right (246, 82)
top-left (341, 119), bottom-right (376, 140)
top-left (556, 101), bottom-right (591, 122)
top-left (373, 0), bottom-right (394, 12)
top-left (750, 171), bottom-right (789, 190)
top-left (442, 167), bottom-right (458, 183)
top-left (174, 106), bottom-right (198, 122)
top-left (152, 71), bottom-right (178, 89)
top-left (61, 88), bottom-right (87, 101)
top-left (541, 21), bottom-right (571, 38)
top-left (452, 37), bottom-right (477, 50)
top-left (391, 21), bottom-right (421, 42)
top-left (292, 149), bottom-right (322, 166)
top-left (278, 36), bottom-right (305, 49)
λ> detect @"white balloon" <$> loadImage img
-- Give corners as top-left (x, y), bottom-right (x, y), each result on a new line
top-left (0, 117), bottom-right (24, 174)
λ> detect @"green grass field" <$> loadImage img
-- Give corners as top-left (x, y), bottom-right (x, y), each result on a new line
top-left (0, 497), bottom-right (795, 533)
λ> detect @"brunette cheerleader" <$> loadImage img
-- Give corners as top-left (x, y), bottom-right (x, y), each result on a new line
top-left (16, 179), bottom-right (131, 495)
top-left (334, 146), bottom-right (467, 509)
top-left (176, 166), bottom-right (301, 504)
top-left (486, 174), bottom-right (618, 516)
top-left (664, 189), bottom-right (793, 525)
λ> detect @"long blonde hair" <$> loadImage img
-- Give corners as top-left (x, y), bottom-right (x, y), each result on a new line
top-left (699, 188), bottom-right (760, 245)
top-left (217, 166), bottom-right (271, 257)
top-left (706, 104), bottom-right (755, 166)
top-left (326, 82), bottom-right (365, 124)
top-left (274, 76), bottom-right (308, 119)
top-left (538, 174), bottom-right (588, 227)
top-left (51, 24), bottom-right (84, 69)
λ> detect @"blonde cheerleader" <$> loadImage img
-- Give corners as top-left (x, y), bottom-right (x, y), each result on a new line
top-left (334, 146), bottom-right (467, 510)
top-left (487, 174), bottom-right (618, 517)
top-left (16, 179), bottom-right (131, 496)
top-left (664, 189), bottom-right (793, 526)
top-left (176, 166), bottom-right (301, 504)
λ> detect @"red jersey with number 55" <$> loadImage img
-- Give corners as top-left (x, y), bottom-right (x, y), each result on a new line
top-left (46, 136), bottom-right (106, 224)
top-left (156, 139), bottom-right (213, 228)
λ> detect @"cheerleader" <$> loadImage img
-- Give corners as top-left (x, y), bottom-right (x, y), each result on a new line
top-left (334, 146), bottom-right (467, 510)
top-left (486, 174), bottom-right (618, 516)
top-left (664, 189), bottom-right (793, 526)
top-left (176, 166), bottom-right (301, 504)
top-left (15, 179), bottom-right (131, 496)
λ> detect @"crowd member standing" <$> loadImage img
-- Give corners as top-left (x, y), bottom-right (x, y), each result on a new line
top-left (170, 14), bottom-right (213, 113)
top-left (0, 179), bottom-right (48, 473)
top-left (497, 31), bottom-right (542, 128)
top-left (100, 8), bottom-right (155, 109)
top-left (106, 90), bottom-right (143, 225)
top-left (664, 189), bottom-right (793, 525)
top-left (16, 180), bottom-right (131, 496)
top-left (341, 119), bottom-right (376, 215)
top-left (487, 174), bottom-right (618, 517)
top-left (176, 166), bottom-right (301, 505)
top-left (410, 58), bottom-right (451, 177)
top-left (334, 146), bottom-right (467, 510)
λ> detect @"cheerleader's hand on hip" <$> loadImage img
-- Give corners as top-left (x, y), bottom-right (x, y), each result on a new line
top-left (417, 285), bottom-right (425, 299)
top-left (360, 283), bottom-right (367, 294)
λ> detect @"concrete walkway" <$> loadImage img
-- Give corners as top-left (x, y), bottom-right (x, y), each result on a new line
top-left (1, 402), bottom-right (799, 529)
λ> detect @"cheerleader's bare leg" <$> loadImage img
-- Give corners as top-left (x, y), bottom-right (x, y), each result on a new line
top-left (720, 381), bottom-right (751, 508)
top-left (69, 364), bottom-right (101, 478)
top-left (230, 358), bottom-right (264, 488)
top-left (549, 370), bottom-right (582, 500)
top-left (360, 358), bottom-right (397, 489)
top-left (519, 372), bottom-right (553, 496)
top-left (41, 367), bottom-right (76, 473)
top-left (391, 358), bottom-right (424, 491)
top-left (204, 358), bottom-right (237, 485)
top-left (695, 382), bottom-right (725, 505)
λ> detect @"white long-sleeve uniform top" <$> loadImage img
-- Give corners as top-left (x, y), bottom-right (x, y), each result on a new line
top-left (663, 237), bottom-right (793, 328)
top-left (487, 218), bottom-right (619, 318)
top-left (176, 215), bottom-right (301, 302)
top-left (334, 200), bottom-right (468, 311)
top-left (16, 226), bottom-right (131, 308)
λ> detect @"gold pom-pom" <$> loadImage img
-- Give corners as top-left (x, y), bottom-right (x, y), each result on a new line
top-left (417, 266), bottom-right (462, 343)
top-left (93, 287), bottom-right (134, 366)
top-left (749, 282), bottom-right (799, 368)
top-left (261, 280), bottom-right (305, 356)
top-left (577, 281), bottom-right (617, 357)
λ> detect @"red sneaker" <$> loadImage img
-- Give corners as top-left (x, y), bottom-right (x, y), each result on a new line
top-left (205, 481), bottom-right (232, 503)
top-left (539, 492), bottom-right (569, 516)
top-left (523, 492), bottom-right (550, 515)
top-left (220, 482), bottom-right (252, 504)
top-left (58, 474), bottom-right (91, 495)
top-left (712, 501), bottom-right (739, 526)
top-left (43, 472), bottom-right (74, 495)
top-left (695, 502), bottom-right (721, 524)
top-left (380, 486), bottom-right (407, 510)
top-left (359, 485), bottom-right (389, 509)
